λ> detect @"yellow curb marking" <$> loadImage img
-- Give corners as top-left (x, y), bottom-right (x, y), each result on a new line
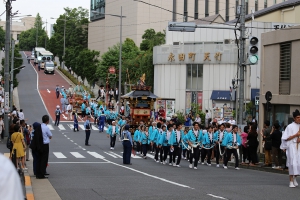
top-left (25, 176), bottom-right (31, 186)
top-left (26, 193), bottom-right (34, 200)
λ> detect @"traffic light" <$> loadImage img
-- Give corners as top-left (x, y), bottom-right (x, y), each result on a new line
top-left (248, 37), bottom-right (259, 65)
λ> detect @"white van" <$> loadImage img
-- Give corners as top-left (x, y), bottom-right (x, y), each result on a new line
top-left (44, 61), bottom-right (55, 74)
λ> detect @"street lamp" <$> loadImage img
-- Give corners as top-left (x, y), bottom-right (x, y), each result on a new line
top-left (51, 15), bottom-right (66, 69)
top-left (92, 7), bottom-right (126, 115)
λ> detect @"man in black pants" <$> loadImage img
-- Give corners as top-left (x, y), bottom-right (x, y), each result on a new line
top-left (38, 115), bottom-right (52, 179)
top-left (84, 116), bottom-right (91, 146)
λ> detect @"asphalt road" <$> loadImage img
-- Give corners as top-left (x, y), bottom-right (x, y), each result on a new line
top-left (9, 51), bottom-right (300, 200)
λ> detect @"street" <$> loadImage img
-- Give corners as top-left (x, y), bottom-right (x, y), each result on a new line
top-left (0, 51), bottom-right (295, 200)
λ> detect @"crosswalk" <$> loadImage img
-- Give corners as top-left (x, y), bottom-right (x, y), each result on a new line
top-left (51, 151), bottom-right (155, 160)
top-left (47, 123), bottom-right (106, 131)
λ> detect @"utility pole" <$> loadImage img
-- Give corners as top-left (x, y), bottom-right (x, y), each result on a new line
top-left (10, 40), bottom-right (15, 111)
top-left (4, 0), bottom-right (11, 137)
top-left (238, 0), bottom-right (246, 125)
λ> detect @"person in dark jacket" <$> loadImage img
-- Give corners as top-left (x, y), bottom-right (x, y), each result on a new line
top-left (247, 124), bottom-right (259, 166)
top-left (270, 123), bottom-right (282, 169)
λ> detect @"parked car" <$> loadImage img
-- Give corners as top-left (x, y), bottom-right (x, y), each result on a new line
top-left (44, 61), bottom-right (55, 74)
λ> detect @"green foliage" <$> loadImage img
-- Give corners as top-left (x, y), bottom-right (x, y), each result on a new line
top-left (1, 45), bottom-right (23, 88)
top-left (175, 110), bottom-right (186, 124)
top-left (191, 103), bottom-right (205, 124)
top-left (140, 29), bottom-right (165, 51)
top-left (57, 67), bottom-right (94, 98)
top-left (0, 26), bottom-right (5, 48)
top-left (48, 7), bottom-right (89, 61)
top-left (18, 13), bottom-right (49, 50)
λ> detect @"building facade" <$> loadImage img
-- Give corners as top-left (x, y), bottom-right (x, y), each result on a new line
top-left (0, 17), bottom-right (36, 43)
top-left (88, 0), bottom-right (285, 54)
top-left (259, 25), bottom-right (300, 133)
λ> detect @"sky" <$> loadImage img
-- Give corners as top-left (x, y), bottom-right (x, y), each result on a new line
top-left (0, 0), bottom-right (90, 34)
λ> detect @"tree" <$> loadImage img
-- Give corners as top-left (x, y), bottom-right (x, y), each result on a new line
top-left (18, 13), bottom-right (49, 50)
top-left (96, 38), bottom-right (140, 87)
top-left (0, 26), bottom-right (5, 48)
top-left (48, 7), bottom-right (89, 63)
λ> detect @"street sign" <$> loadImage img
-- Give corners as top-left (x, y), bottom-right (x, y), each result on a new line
top-left (265, 91), bottom-right (272, 101)
top-left (4, 92), bottom-right (9, 113)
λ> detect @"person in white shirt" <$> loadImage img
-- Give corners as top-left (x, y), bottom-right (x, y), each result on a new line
top-left (195, 114), bottom-right (201, 123)
top-left (18, 109), bottom-right (24, 120)
top-left (205, 110), bottom-right (211, 128)
top-left (228, 117), bottom-right (236, 125)
top-left (0, 154), bottom-right (24, 200)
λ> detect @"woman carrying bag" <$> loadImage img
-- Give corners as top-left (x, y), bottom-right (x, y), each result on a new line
top-left (11, 125), bottom-right (27, 170)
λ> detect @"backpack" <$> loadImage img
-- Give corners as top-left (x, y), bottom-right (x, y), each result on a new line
top-left (6, 135), bottom-right (12, 149)
top-left (56, 109), bottom-right (60, 116)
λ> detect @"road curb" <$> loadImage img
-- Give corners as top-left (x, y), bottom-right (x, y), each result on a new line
top-left (25, 175), bottom-right (34, 200)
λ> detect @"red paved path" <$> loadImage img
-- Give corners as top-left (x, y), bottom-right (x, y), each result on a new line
top-left (24, 51), bottom-right (75, 122)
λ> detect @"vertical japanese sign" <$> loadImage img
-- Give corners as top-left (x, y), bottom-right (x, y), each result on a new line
top-left (185, 92), bottom-right (191, 114)
top-left (4, 92), bottom-right (9, 113)
top-left (198, 92), bottom-right (203, 110)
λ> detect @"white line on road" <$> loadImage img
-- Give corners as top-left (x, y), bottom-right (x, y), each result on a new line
top-left (48, 162), bottom-right (109, 164)
top-left (87, 151), bottom-right (105, 159)
top-left (58, 124), bottom-right (66, 130)
top-left (47, 124), bottom-right (54, 130)
top-left (79, 125), bottom-right (85, 130)
top-left (70, 152), bottom-right (85, 158)
top-left (92, 125), bottom-right (98, 130)
top-left (207, 194), bottom-right (228, 200)
top-left (145, 154), bottom-right (154, 159)
top-left (131, 154), bottom-right (142, 159)
top-left (70, 140), bottom-right (73, 142)
top-left (47, 89), bottom-right (51, 93)
top-left (109, 151), bottom-right (123, 158)
top-left (102, 158), bottom-right (194, 189)
top-left (53, 152), bottom-right (67, 158)
top-left (104, 152), bottom-right (118, 158)
top-left (67, 124), bottom-right (74, 130)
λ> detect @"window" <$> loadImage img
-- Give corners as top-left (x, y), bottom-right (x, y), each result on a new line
top-left (215, 0), bottom-right (219, 14)
top-left (225, 0), bottom-right (229, 21)
top-left (246, 0), bottom-right (249, 15)
top-left (235, 0), bottom-right (239, 18)
top-left (279, 43), bottom-right (291, 95)
top-left (90, 0), bottom-right (105, 21)
top-left (194, 0), bottom-right (198, 19)
top-left (264, 0), bottom-right (267, 8)
top-left (255, 0), bottom-right (258, 11)
top-left (17, 34), bottom-right (20, 40)
top-left (184, 0), bottom-right (188, 22)
top-left (205, 0), bottom-right (209, 17)
top-left (186, 64), bottom-right (203, 90)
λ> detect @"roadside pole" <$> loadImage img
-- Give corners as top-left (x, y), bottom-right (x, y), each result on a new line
top-left (10, 40), bottom-right (15, 111)
top-left (238, 0), bottom-right (246, 125)
top-left (4, 0), bottom-right (11, 137)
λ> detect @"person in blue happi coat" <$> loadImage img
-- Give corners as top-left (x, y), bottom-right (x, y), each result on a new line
top-left (222, 125), bottom-right (241, 170)
top-left (158, 124), bottom-right (172, 165)
top-left (149, 122), bottom-right (159, 162)
top-left (214, 123), bottom-right (227, 167)
top-left (139, 126), bottom-right (150, 159)
top-left (201, 125), bottom-right (217, 166)
top-left (133, 126), bottom-right (141, 155)
top-left (184, 122), bottom-right (203, 169)
top-left (81, 101), bottom-right (86, 118)
top-left (121, 125), bottom-right (133, 165)
top-left (106, 121), bottom-right (119, 150)
top-left (168, 122), bottom-right (184, 167)
top-left (148, 122), bottom-right (157, 154)
top-left (98, 111), bottom-right (106, 132)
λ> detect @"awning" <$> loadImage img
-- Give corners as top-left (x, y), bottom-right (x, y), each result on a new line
top-left (210, 90), bottom-right (231, 101)
top-left (251, 89), bottom-right (260, 101)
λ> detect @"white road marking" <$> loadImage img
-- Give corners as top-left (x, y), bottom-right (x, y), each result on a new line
top-left (53, 152), bottom-right (67, 158)
top-left (58, 124), bottom-right (66, 130)
top-left (104, 152), bottom-right (118, 158)
top-left (70, 152), bottom-right (85, 158)
top-left (87, 151), bottom-right (105, 159)
top-left (92, 125), bottom-right (98, 130)
top-left (47, 89), bottom-right (51, 93)
top-left (131, 154), bottom-right (142, 159)
top-left (102, 158), bottom-right (194, 189)
top-left (67, 138), bottom-right (70, 139)
top-left (145, 154), bottom-right (154, 159)
top-left (70, 140), bottom-right (73, 142)
top-left (79, 125), bottom-right (85, 130)
top-left (48, 162), bottom-right (109, 164)
top-left (109, 151), bottom-right (123, 158)
top-left (67, 124), bottom-right (74, 129)
top-left (47, 124), bottom-right (54, 130)
top-left (74, 143), bottom-right (77, 145)
top-left (207, 194), bottom-right (228, 200)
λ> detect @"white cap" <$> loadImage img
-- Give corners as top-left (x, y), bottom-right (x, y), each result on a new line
top-left (56, 105), bottom-right (60, 108)
top-left (62, 86), bottom-right (64, 88)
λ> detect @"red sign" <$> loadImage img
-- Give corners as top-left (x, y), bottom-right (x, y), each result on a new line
top-left (198, 92), bottom-right (203, 110)
top-left (109, 66), bottom-right (115, 74)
